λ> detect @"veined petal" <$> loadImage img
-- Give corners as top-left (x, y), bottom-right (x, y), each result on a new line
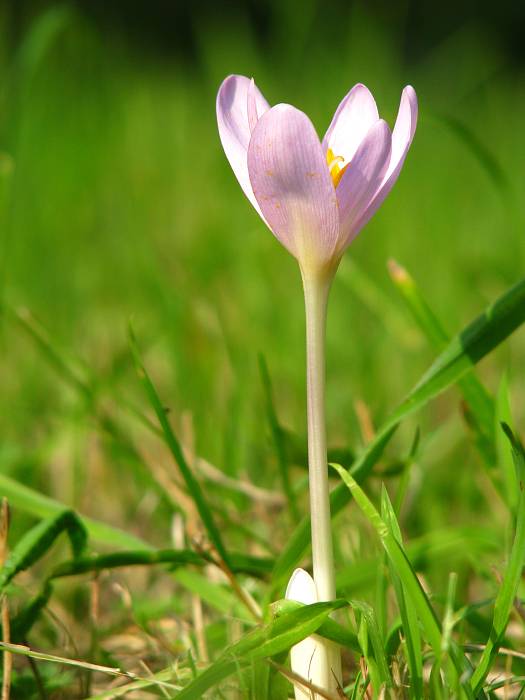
top-left (354, 85), bottom-right (418, 232)
top-left (216, 74), bottom-right (270, 214)
top-left (322, 83), bottom-right (380, 164)
top-left (247, 104), bottom-right (339, 269)
top-left (336, 119), bottom-right (392, 250)
top-left (247, 77), bottom-right (267, 133)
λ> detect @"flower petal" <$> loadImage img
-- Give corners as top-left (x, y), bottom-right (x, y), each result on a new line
top-left (247, 104), bottom-right (339, 268)
top-left (216, 74), bottom-right (270, 214)
top-left (285, 567), bottom-right (318, 604)
top-left (322, 84), bottom-right (379, 164)
top-left (336, 119), bottom-right (392, 250)
top-left (354, 85), bottom-right (418, 232)
top-left (247, 77), bottom-right (268, 133)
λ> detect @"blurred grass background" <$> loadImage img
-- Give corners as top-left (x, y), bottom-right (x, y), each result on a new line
top-left (2, 2), bottom-right (524, 488)
top-left (1, 0), bottom-right (525, 693)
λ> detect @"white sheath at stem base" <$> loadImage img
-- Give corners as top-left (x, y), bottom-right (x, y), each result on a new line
top-left (300, 266), bottom-right (342, 693)
top-left (286, 568), bottom-right (322, 699)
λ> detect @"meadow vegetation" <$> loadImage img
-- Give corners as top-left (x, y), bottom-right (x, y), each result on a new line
top-left (1, 3), bottom-right (525, 697)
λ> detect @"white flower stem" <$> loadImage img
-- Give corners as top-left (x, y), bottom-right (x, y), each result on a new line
top-left (301, 266), bottom-right (342, 693)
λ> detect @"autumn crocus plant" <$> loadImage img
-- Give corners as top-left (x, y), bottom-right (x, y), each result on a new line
top-left (217, 75), bottom-right (418, 694)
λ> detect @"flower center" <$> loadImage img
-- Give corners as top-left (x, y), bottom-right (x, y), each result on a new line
top-left (326, 148), bottom-right (349, 188)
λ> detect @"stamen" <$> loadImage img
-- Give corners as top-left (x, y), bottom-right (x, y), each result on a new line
top-left (326, 148), bottom-right (349, 188)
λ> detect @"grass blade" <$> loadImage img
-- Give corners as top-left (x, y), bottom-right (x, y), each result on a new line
top-left (129, 326), bottom-right (230, 565)
top-left (496, 375), bottom-right (518, 511)
top-left (470, 424), bottom-right (525, 693)
top-left (48, 549), bottom-right (272, 579)
top-left (272, 598), bottom-right (360, 652)
top-left (331, 464), bottom-right (442, 657)
top-left (0, 472), bottom-right (148, 550)
top-left (0, 510), bottom-right (87, 591)
top-left (350, 599), bottom-right (392, 687)
top-left (10, 581), bottom-right (53, 643)
top-left (333, 465), bottom-right (475, 696)
top-left (8, 306), bottom-right (93, 402)
top-left (388, 259), bottom-right (495, 458)
top-left (381, 488), bottom-right (423, 697)
top-left (174, 600), bottom-right (346, 699)
top-left (259, 355), bottom-right (299, 521)
top-left (0, 641), bottom-right (179, 692)
top-left (84, 668), bottom-right (179, 700)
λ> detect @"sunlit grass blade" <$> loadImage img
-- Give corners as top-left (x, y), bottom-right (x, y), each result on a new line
top-left (274, 275), bottom-right (525, 584)
top-left (258, 355), bottom-right (299, 521)
top-left (336, 468), bottom-right (478, 697)
top-left (351, 599), bottom-right (391, 688)
top-left (406, 275), bottom-right (525, 401)
top-left (0, 472), bottom-right (148, 550)
top-left (250, 659), bottom-right (271, 700)
top-left (272, 598), bottom-right (360, 652)
top-left (331, 464), bottom-right (442, 658)
top-left (470, 423), bottom-right (525, 693)
top-left (0, 510), bottom-right (87, 591)
top-left (388, 259), bottom-right (495, 461)
top-left (381, 488), bottom-right (423, 698)
top-left (334, 467), bottom-right (478, 695)
top-left (129, 326), bottom-right (230, 565)
top-left (374, 549), bottom-right (388, 643)
top-left (248, 600), bottom-right (346, 660)
top-left (174, 600), bottom-right (347, 699)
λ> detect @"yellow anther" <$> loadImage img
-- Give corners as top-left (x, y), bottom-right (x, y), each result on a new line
top-left (326, 147), bottom-right (349, 188)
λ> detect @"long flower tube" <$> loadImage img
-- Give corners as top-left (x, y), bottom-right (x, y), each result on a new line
top-left (217, 75), bottom-right (418, 693)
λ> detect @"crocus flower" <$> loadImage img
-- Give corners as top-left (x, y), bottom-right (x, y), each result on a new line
top-left (217, 75), bottom-right (418, 697)
top-left (217, 75), bottom-right (417, 276)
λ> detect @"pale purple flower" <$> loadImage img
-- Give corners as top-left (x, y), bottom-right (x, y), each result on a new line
top-left (217, 75), bottom-right (417, 274)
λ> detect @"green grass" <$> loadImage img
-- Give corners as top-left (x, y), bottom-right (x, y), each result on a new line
top-left (1, 2), bottom-right (525, 698)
